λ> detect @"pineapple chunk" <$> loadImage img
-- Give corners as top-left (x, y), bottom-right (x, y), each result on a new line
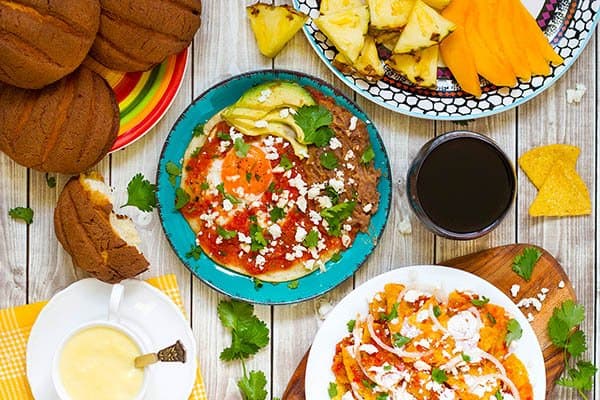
top-left (332, 36), bottom-right (385, 80)
top-left (393, 0), bottom-right (455, 54)
top-left (371, 29), bottom-right (401, 50)
top-left (367, 0), bottom-right (416, 30)
top-left (423, 0), bottom-right (451, 9)
top-left (247, 3), bottom-right (308, 58)
top-left (320, 0), bottom-right (365, 14)
top-left (387, 45), bottom-right (439, 87)
top-left (314, 6), bottom-right (370, 63)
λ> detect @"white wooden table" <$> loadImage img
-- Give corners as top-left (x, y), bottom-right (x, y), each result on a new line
top-left (0, 1), bottom-right (598, 399)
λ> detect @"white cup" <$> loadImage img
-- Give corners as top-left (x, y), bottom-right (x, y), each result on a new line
top-left (51, 284), bottom-right (150, 400)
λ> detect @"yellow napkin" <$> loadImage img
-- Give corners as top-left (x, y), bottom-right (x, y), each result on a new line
top-left (0, 274), bottom-right (207, 400)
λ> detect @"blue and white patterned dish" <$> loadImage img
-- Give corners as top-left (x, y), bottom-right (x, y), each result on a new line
top-left (156, 70), bottom-right (392, 305)
top-left (294, 0), bottom-right (599, 120)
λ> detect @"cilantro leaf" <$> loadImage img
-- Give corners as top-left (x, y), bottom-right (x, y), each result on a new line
top-left (306, 126), bottom-right (335, 147)
top-left (346, 319), bottom-right (356, 333)
top-left (122, 173), bottom-right (157, 212)
top-left (487, 312), bottom-right (497, 325)
top-left (331, 252), bottom-right (342, 262)
top-left (494, 391), bottom-right (503, 400)
top-left (200, 182), bottom-right (210, 190)
top-left (320, 152), bottom-right (339, 170)
top-left (324, 185), bottom-right (340, 205)
top-left (471, 296), bottom-right (490, 307)
top-left (217, 132), bottom-right (231, 141)
top-left (433, 305), bottom-right (442, 318)
top-left (186, 244), bottom-right (202, 260)
top-left (328, 382), bottom-right (338, 398)
top-left (238, 370), bottom-right (267, 400)
top-left (392, 333), bottom-right (411, 348)
top-left (566, 330), bottom-right (587, 358)
top-left (376, 394), bottom-right (389, 400)
top-left (293, 105), bottom-right (333, 144)
top-left (320, 201), bottom-right (356, 236)
top-left (279, 154), bottom-right (293, 170)
top-left (462, 353), bottom-right (471, 362)
top-left (252, 277), bottom-right (263, 290)
top-left (360, 146), bottom-right (375, 164)
top-left (193, 122), bottom-right (205, 137)
top-left (303, 229), bottom-right (319, 248)
top-left (175, 187), bottom-right (190, 210)
top-left (217, 183), bottom-right (241, 204)
top-left (166, 161), bottom-right (181, 186)
top-left (431, 368), bottom-right (447, 384)
top-left (217, 225), bottom-right (237, 240)
top-left (8, 207), bottom-right (33, 224)
top-left (552, 300), bottom-right (586, 330)
top-left (505, 319), bottom-right (522, 346)
top-left (45, 173), bottom-right (56, 188)
top-left (558, 361), bottom-right (597, 395)
top-left (249, 223), bottom-right (267, 251)
top-left (287, 280), bottom-right (299, 289)
top-left (191, 146), bottom-right (201, 158)
top-left (512, 247), bottom-right (542, 281)
top-left (235, 138), bottom-right (250, 157)
top-left (382, 303), bottom-right (398, 322)
top-left (218, 300), bottom-right (255, 330)
top-left (269, 207), bottom-right (285, 223)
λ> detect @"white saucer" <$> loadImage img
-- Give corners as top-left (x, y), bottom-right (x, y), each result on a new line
top-left (27, 278), bottom-right (197, 400)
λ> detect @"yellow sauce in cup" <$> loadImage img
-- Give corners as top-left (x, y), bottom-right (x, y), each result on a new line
top-left (59, 326), bottom-right (144, 400)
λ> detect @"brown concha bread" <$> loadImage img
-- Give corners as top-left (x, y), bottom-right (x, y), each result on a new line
top-left (54, 172), bottom-right (150, 284)
top-left (90, 0), bottom-right (202, 72)
top-left (0, 0), bottom-right (101, 89)
top-left (0, 67), bottom-right (119, 174)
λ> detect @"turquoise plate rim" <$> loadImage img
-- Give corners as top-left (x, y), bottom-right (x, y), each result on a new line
top-left (156, 69), bottom-right (393, 305)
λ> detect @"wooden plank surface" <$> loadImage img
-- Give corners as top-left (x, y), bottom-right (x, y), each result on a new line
top-left (0, 1), bottom-right (597, 399)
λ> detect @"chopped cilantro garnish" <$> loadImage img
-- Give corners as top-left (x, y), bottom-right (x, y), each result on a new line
top-left (328, 382), bottom-right (338, 398)
top-left (269, 207), bottom-right (285, 223)
top-left (361, 146), bottom-right (375, 164)
top-left (433, 305), bottom-right (442, 318)
top-left (346, 319), bottom-right (356, 333)
top-left (252, 277), bottom-right (263, 290)
top-left (186, 244), bottom-right (202, 260)
top-left (191, 147), bottom-right (201, 158)
top-left (320, 201), bottom-right (356, 236)
top-left (166, 161), bottom-right (181, 186)
top-left (217, 183), bottom-right (241, 204)
top-left (267, 182), bottom-right (276, 193)
top-left (512, 247), bottom-right (542, 281)
top-left (487, 312), bottom-right (497, 325)
top-left (324, 185), bottom-right (340, 205)
top-left (200, 182), bottom-right (209, 190)
top-left (234, 138), bottom-right (250, 157)
top-left (494, 390), bottom-right (503, 400)
top-left (249, 215), bottom-right (258, 223)
top-left (249, 223), bottom-right (267, 251)
top-left (331, 252), bottom-right (342, 262)
top-left (320, 151), bottom-right (338, 170)
top-left (471, 296), bottom-right (490, 307)
top-left (392, 333), bottom-right (411, 348)
top-left (217, 132), bottom-right (231, 141)
top-left (287, 280), bottom-right (299, 289)
top-left (462, 353), bottom-right (471, 362)
top-left (174, 187), bottom-right (190, 209)
top-left (431, 368), bottom-right (448, 384)
top-left (382, 303), bottom-right (398, 322)
top-left (245, 172), bottom-right (252, 183)
top-left (303, 229), bottom-right (319, 248)
top-left (383, 365), bottom-right (392, 371)
top-left (505, 318), bottom-right (523, 346)
top-left (362, 379), bottom-right (376, 389)
top-left (192, 122), bottom-right (205, 137)
top-left (217, 226), bottom-right (237, 240)
top-left (376, 393), bottom-right (389, 400)
top-left (279, 154), bottom-right (293, 170)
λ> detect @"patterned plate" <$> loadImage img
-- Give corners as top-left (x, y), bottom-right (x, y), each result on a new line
top-left (86, 49), bottom-right (189, 152)
top-left (294, 0), bottom-right (599, 120)
top-left (156, 70), bottom-right (392, 305)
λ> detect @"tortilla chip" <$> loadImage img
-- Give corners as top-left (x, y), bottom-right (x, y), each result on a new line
top-left (519, 144), bottom-right (580, 188)
top-left (529, 161), bottom-right (591, 217)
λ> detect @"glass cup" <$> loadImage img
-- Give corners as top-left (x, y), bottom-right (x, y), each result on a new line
top-left (407, 130), bottom-right (516, 240)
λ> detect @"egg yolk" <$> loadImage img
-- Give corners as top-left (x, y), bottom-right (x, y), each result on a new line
top-left (222, 145), bottom-right (273, 195)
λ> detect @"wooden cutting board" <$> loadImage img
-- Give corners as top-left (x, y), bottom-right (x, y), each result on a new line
top-left (282, 244), bottom-right (576, 399)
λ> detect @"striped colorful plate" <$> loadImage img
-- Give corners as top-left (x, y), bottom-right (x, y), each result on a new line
top-left (86, 48), bottom-right (189, 152)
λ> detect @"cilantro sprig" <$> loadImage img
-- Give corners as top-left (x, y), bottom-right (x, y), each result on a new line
top-left (122, 173), bottom-right (157, 212)
top-left (504, 319), bottom-right (522, 346)
top-left (293, 105), bottom-right (335, 147)
top-left (549, 300), bottom-right (598, 399)
top-left (320, 201), bottom-right (356, 236)
top-left (512, 247), bottom-right (542, 281)
top-left (218, 300), bottom-right (270, 400)
top-left (8, 207), bottom-right (33, 225)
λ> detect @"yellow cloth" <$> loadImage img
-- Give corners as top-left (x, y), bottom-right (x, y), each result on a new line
top-left (0, 274), bottom-right (206, 400)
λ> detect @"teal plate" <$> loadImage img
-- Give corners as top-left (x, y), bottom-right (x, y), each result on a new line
top-left (156, 70), bottom-right (392, 305)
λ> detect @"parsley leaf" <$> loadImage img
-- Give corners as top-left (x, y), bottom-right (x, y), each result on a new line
top-left (270, 207), bottom-right (285, 223)
top-left (433, 305), bottom-right (442, 318)
top-left (346, 319), bottom-right (356, 333)
top-left (328, 382), bottom-right (338, 398)
top-left (45, 173), bottom-right (56, 188)
top-left (8, 207), bottom-right (33, 224)
top-left (217, 183), bottom-right (241, 204)
top-left (512, 247), bottom-right (542, 281)
top-left (431, 368), bottom-right (447, 384)
top-left (320, 151), bottom-right (339, 170)
top-left (174, 187), bottom-right (190, 209)
top-left (279, 154), bottom-right (293, 170)
top-left (249, 223), bottom-right (267, 251)
top-left (192, 122), bottom-right (205, 137)
top-left (505, 319), bottom-right (522, 346)
top-left (185, 244), bottom-right (202, 260)
top-left (392, 333), bottom-right (411, 348)
top-left (361, 146), bottom-right (375, 164)
top-left (217, 226), bottom-right (237, 240)
top-left (293, 105), bottom-right (333, 145)
top-left (238, 370), bottom-right (267, 400)
top-left (122, 173), bottom-right (157, 212)
top-left (320, 201), bottom-right (356, 236)
top-left (471, 296), bottom-right (490, 307)
top-left (166, 161), bottom-right (181, 186)
top-left (235, 138), bottom-right (250, 157)
top-left (287, 280), bottom-right (299, 289)
top-left (303, 229), bottom-right (319, 248)
top-left (382, 303), bottom-right (398, 321)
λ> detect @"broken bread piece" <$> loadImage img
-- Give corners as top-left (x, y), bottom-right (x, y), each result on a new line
top-left (54, 172), bottom-right (149, 283)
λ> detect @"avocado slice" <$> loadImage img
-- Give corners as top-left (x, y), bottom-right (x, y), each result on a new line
top-left (221, 106), bottom-right (271, 122)
top-left (231, 81), bottom-right (316, 111)
top-left (225, 117), bottom-right (309, 158)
